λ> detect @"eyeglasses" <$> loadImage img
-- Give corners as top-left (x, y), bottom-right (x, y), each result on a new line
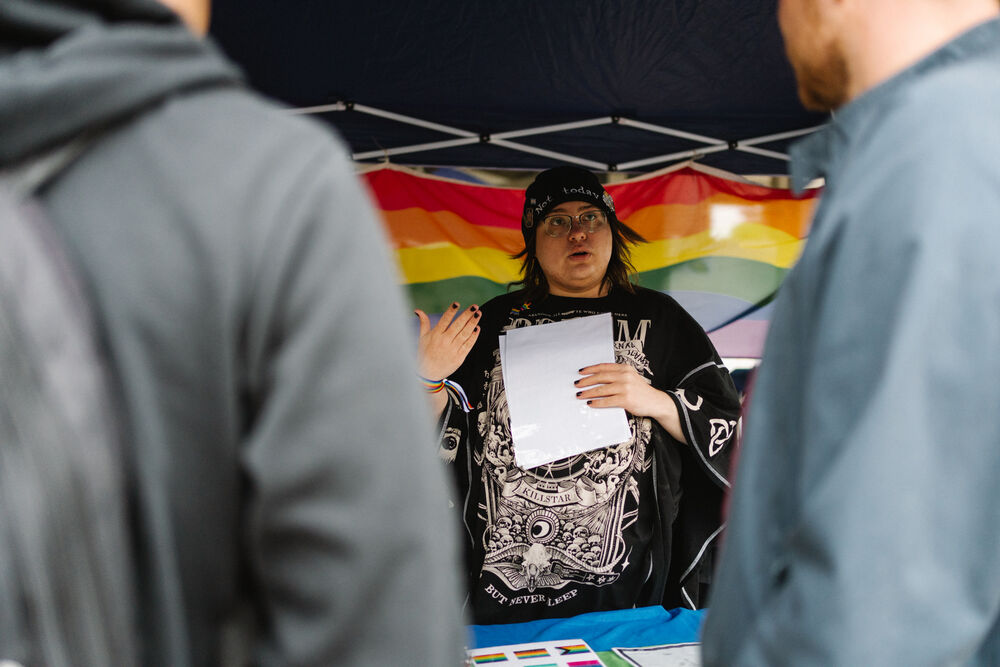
top-left (540, 209), bottom-right (608, 238)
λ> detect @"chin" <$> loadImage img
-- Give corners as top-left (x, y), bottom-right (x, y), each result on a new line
top-left (798, 82), bottom-right (847, 112)
top-left (790, 46), bottom-right (851, 111)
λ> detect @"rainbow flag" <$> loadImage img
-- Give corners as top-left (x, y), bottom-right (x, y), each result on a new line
top-left (566, 661), bottom-right (602, 667)
top-left (514, 647), bottom-right (550, 659)
top-left (472, 652), bottom-right (509, 664)
top-left (556, 643), bottom-right (591, 655)
top-left (363, 164), bottom-right (817, 358)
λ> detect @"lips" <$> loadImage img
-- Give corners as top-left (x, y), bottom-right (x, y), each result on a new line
top-left (568, 247), bottom-right (590, 259)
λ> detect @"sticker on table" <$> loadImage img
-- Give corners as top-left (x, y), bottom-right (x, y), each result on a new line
top-left (612, 641), bottom-right (701, 667)
top-left (467, 638), bottom-right (601, 666)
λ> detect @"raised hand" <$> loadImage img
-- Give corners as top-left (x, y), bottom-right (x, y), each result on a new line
top-left (415, 302), bottom-right (481, 381)
top-left (575, 362), bottom-right (685, 443)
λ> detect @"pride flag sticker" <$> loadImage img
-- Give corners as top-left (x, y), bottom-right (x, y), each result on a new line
top-left (514, 648), bottom-right (550, 659)
top-left (467, 638), bottom-right (599, 666)
top-left (557, 644), bottom-right (590, 655)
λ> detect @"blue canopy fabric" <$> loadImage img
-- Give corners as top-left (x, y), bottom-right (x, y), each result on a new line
top-left (210, 0), bottom-right (827, 175)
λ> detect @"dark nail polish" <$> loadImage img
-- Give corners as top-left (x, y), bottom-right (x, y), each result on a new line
top-left (573, 379), bottom-right (580, 385)
top-left (475, 312), bottom-right (481, 318)
top-left (451, 302), bottom-right (459, 308)
top-left (587, 400), bottom-right (593, 406)
top-left (576, 391), bottom-right (582, 397)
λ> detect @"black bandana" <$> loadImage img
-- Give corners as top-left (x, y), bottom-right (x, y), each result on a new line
top-left (521, 166), bottom-right (617, 242)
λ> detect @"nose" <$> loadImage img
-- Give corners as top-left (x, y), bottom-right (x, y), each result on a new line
top-left (567, 219), bottom-right (588, 241)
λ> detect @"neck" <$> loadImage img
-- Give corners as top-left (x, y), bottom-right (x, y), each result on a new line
top-left (158, 0), bottom-right (211, 35)
top-left (844, 1), bottom-right (998, 102)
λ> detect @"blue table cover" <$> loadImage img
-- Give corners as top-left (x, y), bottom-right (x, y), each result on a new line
top-left (470, 605), bottom-right (705, 652)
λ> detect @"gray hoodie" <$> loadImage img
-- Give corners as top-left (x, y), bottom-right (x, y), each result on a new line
top-left (0, 1), bottom-right (466, 665)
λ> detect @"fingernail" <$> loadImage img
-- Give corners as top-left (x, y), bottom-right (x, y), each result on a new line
top-left (573, 379), bottom-right (580, 385)
top-left (474, 326), bottom-right (480, 333)
top-left (575, 391), bottom-right (582, 397)
top-left (475, 312), bottom-right (481, 318)
top-left (470, 305), bottom-right (478, 312)
top-left (578, 368), bottom-right (585, 373)
top-left (586, 400), bottom-right (593, 406)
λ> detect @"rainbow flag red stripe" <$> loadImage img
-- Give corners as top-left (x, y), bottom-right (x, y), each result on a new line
top-left (566, 661), bottom-right (602, 667)
top-left (363, 164), bottom-right (817, 357)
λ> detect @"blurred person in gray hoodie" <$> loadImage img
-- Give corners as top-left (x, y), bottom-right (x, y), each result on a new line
top-left (0, 0), bottom-right (466, 665)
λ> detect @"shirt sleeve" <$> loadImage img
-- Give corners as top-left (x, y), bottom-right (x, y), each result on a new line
top-left (661, 305), bottom-right (742, 488)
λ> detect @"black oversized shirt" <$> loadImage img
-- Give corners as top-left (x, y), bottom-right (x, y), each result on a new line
top-left (441, 286), bottom-right (740, 624)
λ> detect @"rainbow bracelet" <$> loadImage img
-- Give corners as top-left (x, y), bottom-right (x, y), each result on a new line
top-left (419, 375), bottom-right (472, 412)
top-left (419, 376), bottom-right (446, 393)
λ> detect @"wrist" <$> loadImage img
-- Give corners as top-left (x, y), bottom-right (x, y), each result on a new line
top-left (652, 389), bottom-right (686, 444)
top-left (418, 374), bottom-right (472, 413)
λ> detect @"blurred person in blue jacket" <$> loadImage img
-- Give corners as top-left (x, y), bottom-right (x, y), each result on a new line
top-left (703, 1), bottom-right (1000, 665)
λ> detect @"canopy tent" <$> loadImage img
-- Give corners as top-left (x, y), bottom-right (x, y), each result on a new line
top-left (209, 1), bottom-right (824, 358)
top-left (210, 0), bottom-right (828, 176)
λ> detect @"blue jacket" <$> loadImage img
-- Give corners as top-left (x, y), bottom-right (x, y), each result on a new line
top-left (704, 16), bottom-right (1000, 666)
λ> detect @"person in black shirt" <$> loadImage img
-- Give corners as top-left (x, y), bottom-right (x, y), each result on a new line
top-left (416, 166), bottom-right (740, 623)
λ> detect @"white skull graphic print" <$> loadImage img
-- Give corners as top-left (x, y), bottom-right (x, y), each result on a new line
top-left (476, 323), bottom-right (656, 594)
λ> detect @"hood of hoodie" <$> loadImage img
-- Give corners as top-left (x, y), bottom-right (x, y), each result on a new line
top-left (0, 0), bottom-right (242, 166)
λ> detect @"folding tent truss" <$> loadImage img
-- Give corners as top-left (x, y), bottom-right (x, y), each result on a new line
top-left (291, 102), bottom-right (824, 173)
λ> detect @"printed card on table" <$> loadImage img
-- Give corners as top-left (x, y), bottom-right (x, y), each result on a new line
top-left (467, 638), bottom-right (603, 666)
top-left (499, 313), bottom-right (631, 469)
top-left (612, 642), bottom-right (701, 667)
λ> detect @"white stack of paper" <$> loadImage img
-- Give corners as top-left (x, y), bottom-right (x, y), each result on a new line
top-left (500, 313), bottom-right (632, 469)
